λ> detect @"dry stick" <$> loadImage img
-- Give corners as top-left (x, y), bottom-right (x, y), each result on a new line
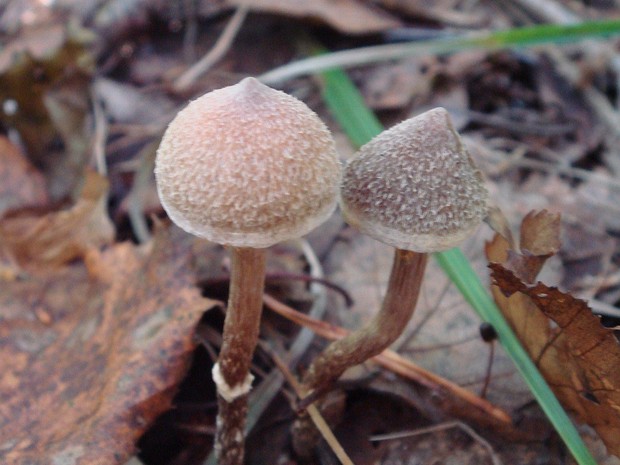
top-left (90, 88), bottom-right (108, 176)
top-left (181, 0), bottom-right (199, 62)
top-left (370, 421), bottom-right (504, 465)
top-left (203, 272), bottom-right (353, 307)
top-left (507, 0), bottom-right (579, 23)
top-left (213, 247), bottom-right (266, 465)
top-left (262, 293), bottom-right (512, 424)
top-left (126, 141), bottom-right (159, 243)
top-left (173, 5), bottom-right (250, 92)
top-left (267, 345), bottom-right (355, 465)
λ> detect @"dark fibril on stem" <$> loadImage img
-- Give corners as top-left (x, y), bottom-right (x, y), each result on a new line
top-left (154, 77), bottom-right (341, 465)
top-left (293, 107), bottom-right (489, 459)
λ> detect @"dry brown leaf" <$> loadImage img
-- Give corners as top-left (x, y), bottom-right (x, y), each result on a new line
top-left (519, 209), bottom-right (562, 257)
top-left (0, 224), bottom-right (215, 465)
top-left (484, 204), bottom-right (515, 248)
top-left (227, 0), bottom-right (400, 34)
top-left (505, 210), bottom-right (561, 284)
top-left (0, 170), bottom-right (114, 269)
top-left (486, 210), bottom-right (620, 457)
top-left (0, 136), bottom-right (48, 217)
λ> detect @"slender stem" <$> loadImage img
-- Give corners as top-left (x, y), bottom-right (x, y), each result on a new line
top-left (214, 396), bottom-right (249, 465)
top-left (214, 247), bottom-right (266, 465)
top-left (301, 249), bottom-right (428, 398)
top-left (293, 249), bottom-right (428, 459)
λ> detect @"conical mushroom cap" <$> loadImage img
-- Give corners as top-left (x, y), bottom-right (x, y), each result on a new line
top-left (340, 107), bottom-right (488, 252)
top-left (155, 77), bottom-right (342, 248)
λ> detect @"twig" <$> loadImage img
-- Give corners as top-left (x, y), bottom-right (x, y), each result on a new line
top-left (267, 344), bottom-right (355, 465)
top-left (263, 294), bottom-right (512, 425)
top-left (202, 272), bottom-right (353, 307)
top-left (506, 0), bottom-right (580, 23)
top-left (105, 122), bottom-right (166, 155)
top-left (90, 88), bottom-right (109, 176)
top-left (467, 110), bottom-right (575, 137)
top-left (173, 6), bottom-right (250, 92)
top-left (479, 138), bottom-right (620, 192)
top-left (182, 0), bottom-right (199, 62)
top-left (370, 420), bottom-right (504, 465)
top-left (125, 141), bottom-right (158, 243)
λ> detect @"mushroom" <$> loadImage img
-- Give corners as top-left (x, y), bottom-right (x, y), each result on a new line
top-left (154, 77), bottom-right (341, 465)
top-left (293, 107), bottom-right (488, 457)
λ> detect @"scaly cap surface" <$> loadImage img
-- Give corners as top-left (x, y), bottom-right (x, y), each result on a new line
top-left (340, 107), bottom-right (488, 252)
top-left (155, 77), bottom-right (341, 248)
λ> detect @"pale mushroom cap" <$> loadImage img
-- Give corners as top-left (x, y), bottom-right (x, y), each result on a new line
top-left (340, 107), bottom-right (488, 252)
top-left (155, 77), bottom-right (342, 248)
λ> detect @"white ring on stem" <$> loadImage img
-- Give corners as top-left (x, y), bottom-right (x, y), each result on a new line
top-left (212, 363), bottom-right (255, 402)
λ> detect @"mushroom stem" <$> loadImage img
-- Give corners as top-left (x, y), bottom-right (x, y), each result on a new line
top-left (293, 249), bottom-right (427, 458)
top-left (300, 248), bottom-right (428, 399)
top-left (214, 246), bottom-right (266, 465)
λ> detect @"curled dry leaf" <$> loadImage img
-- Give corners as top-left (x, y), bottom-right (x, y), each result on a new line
top-left (0, 170), bottom-right (114, 270)
top-left (486, 209), bottom-right (620, 457)
top-left (0, 224), bottom-right (215, 465)
top-left (504, 210), bottom-right (561, 284)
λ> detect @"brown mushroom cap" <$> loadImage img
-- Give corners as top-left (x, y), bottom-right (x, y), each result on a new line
top-left (155, 77), bottom-right (341, 248)
top-left (340, 107), bottom-right (488, 252)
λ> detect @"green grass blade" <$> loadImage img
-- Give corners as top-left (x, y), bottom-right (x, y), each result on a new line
top-left (321, 69), bottom-right (383, 147)
top-left (261, 19), bottom-right (620, 84)
top-left (320, 68), bottom-right (597, 465)
top-left (474, 18), bottom-right (620, 48)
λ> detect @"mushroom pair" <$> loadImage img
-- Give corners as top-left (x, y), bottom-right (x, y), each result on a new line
top-left (155, 77), bottom-right (488, 464)
top-left (155, 78), bottom-right (341, 465)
